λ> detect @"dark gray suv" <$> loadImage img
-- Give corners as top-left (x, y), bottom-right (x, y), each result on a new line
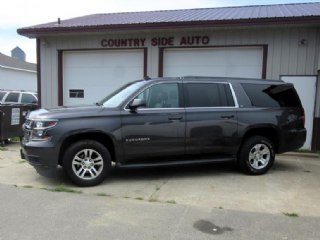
top-left (21, 77), bottom-right (306, 186)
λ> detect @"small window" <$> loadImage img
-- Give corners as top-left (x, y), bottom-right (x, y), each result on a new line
top-left (134, 83), bottom-right (179, 108)
top-left (185, 83), bottom-right (234, 107)
top-left (21, 93), bottom-right (37, 104)
top-left (69, 89), bottom-right (84, 98)
top-left (241, 83), bottom-right (301, 108)
top-left (4, 92), bottom-right (19, 103)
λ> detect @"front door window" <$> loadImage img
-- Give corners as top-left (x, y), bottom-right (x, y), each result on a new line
top-left (134, 83), bottom-right (180, 108)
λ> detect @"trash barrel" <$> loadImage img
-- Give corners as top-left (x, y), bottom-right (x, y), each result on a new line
top-left (0, 104), bottom-right (37, 146)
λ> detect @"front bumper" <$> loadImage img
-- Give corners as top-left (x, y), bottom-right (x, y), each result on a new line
top-left (20, 139), bottom-right (59, 177)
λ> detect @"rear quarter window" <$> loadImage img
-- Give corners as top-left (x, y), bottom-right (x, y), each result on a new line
top-left (241, 83), bottom-right (301, 108)
top-left (21, 93), bottom-right (37, 104)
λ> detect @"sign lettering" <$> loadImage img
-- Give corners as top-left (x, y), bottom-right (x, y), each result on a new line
top-left (101, 38), bottom-right (146, 47)
top-left (101, 36), bottom-right (210, 48)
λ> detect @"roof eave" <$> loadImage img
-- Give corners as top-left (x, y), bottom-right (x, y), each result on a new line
top-left (17, 16), bottom-right (320, 38)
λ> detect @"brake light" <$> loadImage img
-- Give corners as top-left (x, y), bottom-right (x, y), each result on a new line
top-left (301, 107), bottom-right (305, 128)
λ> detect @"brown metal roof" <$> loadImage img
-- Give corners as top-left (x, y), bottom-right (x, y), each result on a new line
top-left (0, 53), bottom-right (36, 72)
top-left (18, 2), bottom-right (320, 38)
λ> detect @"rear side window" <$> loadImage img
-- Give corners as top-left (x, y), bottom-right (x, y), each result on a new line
top-left (242, 83), bottom-right (301, 107)
top-left (4, 92), bottom-right (19, 103)
top-left (21, 93), bottom-right (37, 104)
top-left (184, 83), bottom-right (235, 107)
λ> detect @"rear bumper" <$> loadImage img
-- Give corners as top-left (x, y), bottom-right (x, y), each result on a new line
top-left (278, 128), bottom-right (307, 153)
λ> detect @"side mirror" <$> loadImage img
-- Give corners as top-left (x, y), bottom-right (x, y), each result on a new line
top-left (129, 99), bottom-right (146, 111)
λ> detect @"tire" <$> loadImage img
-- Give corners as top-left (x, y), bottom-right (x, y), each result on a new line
top-left (238, 136), bottom-right (275, 175)
top-left (63, 140), bottom-right (111, 187)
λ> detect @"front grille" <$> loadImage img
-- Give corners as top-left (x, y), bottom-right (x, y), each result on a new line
top-left (24, 119), bottom-right (32, 130)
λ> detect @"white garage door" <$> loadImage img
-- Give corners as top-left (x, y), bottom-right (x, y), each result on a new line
top-left (163, 47), bottom-right (263, 78)
top-left (281, 76), bottom-right (317, 150)
top-left (63, 49), bottom-right (144, 106)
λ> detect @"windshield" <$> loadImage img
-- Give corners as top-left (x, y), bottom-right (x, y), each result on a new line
top-left (99, 81), bottom-right (146, 107)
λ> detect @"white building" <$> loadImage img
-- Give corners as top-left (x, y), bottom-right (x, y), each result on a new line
top-left (18, 2), bottom-right (320, 150)
top-left (0, 52), bottom-right (37, 91)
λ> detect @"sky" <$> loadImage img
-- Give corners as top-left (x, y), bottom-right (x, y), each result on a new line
top-left (1, 0), bottom-right (319, 63)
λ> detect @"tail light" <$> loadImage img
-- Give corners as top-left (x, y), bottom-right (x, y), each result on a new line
top-left (301, 107), bottom-right (305, 128)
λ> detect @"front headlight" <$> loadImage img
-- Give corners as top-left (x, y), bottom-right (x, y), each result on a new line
top-left (29, 119), bottom-right (58, 141)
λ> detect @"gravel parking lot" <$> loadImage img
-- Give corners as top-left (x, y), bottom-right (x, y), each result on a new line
top-left (1, 141), bottom-right (319, 217)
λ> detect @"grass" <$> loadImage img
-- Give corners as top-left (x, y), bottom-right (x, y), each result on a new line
top-left (96, 192), bottom-right (111, 197)
top-left (132, 196), bottom-right (177, 205)
top-left (296, 149), bottom-right (312, 153)
top-left (42, 185), bottom-right (82, 194)
top-left (296, 149), bottom-right (320, 155)
top-left (23, 185), bottom-right (33, 188)
top-left (283, 212), bottom-right (299, 217)
top-left (133, 196), bottom-right (177, 204)
top-left (11, 137), bottom-right (21, 142)
top-left (18, 160), bottom-right (27, 164)
top-left (0, 147), bottom-right (8, 151)
top-left (148, 198), bottom-right (158, 202)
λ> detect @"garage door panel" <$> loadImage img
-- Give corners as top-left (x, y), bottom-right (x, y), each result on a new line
top-left (63, 50), bottom-right (144, 106)
top-left (64, 51), bottom-right (143, 67)
top-left (164, 65), bottom-right (262, 78)
top-left (163, 47), bottom-right (263, 78)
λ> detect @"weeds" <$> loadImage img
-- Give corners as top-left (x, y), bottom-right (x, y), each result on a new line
top-left (42, 185), bottom-right (82, 194)
top-left (283, 212), bottom-right (299, 217)
top-left (96, 192), bottom-right (111, 197)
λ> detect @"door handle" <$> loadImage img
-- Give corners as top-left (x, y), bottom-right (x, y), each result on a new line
top-left (221, 115), bottom-right (234, 119)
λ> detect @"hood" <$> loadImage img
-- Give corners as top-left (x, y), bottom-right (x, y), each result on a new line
top-left (27, 105), bottom-right (118, 120)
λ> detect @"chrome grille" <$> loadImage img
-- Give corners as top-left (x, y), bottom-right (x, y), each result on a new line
top-left (24, 119), bottom-right (32, 130)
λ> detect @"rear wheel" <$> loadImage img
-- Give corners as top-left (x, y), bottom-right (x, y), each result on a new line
top-left (63, 140), bottom-right (111, 186)
top-left (238, 136), bottom-right (275, 175)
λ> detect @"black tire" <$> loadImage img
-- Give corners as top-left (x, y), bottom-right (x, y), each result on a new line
top-left (63, 140), bottom-right (111, 187)
top-left (238, 136), bottom-right (275, 175)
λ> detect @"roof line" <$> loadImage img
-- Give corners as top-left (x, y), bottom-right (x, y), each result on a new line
top-left (74, 2), bottom-right (320, 17)
top-left (18, 16), bottom-right (320, 38)
top-left (0, 64), bottom-right (37, 73)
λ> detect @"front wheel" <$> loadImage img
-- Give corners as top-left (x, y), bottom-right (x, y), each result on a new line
top-left (238, 136), bottom-right (275, 175)
top-left (63, 140), bottom-right (111, 186)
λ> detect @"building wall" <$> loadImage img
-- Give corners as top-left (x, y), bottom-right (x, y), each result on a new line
top-left (39, 25), bottom-right (320, 109)
top-left (0, 67), bottom-right (37, 91)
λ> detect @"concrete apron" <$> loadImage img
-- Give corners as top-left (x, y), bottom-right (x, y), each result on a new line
top-left (1, 142), bottom-right (319, 217)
